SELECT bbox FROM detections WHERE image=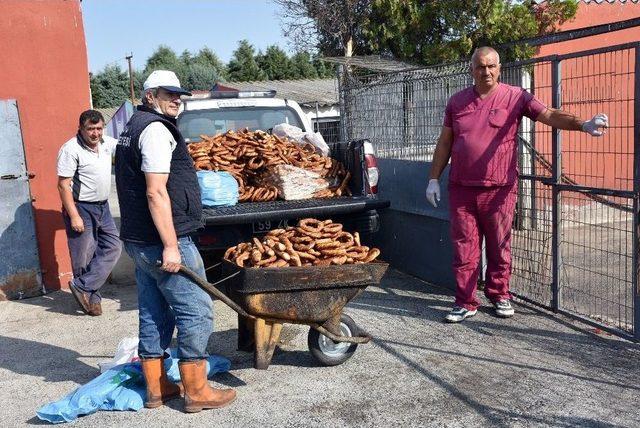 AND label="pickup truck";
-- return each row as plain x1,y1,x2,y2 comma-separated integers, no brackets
177,88,389,266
